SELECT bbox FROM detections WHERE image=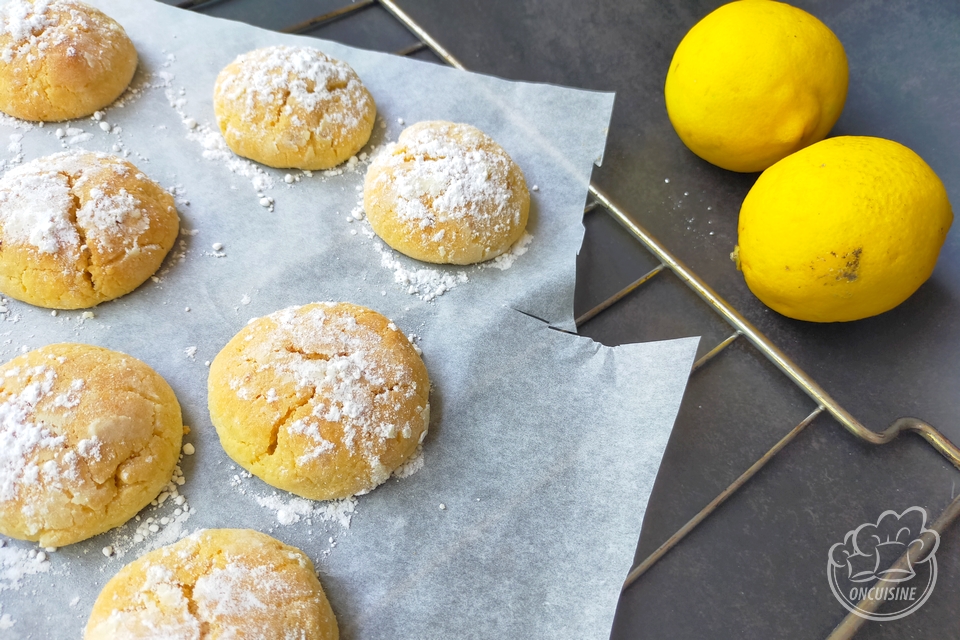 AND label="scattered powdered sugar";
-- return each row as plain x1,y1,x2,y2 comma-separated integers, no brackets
0,541,51,592
288,418,334,465
0,604,13,630
392,444,424,479
163,84,276,198
0,113,34,132
376,241,469,301
228,471,355,560
252,492,356,529
167,183,190,208
481,231,534,271
62,127,92,146
51,378,83,410
105,459,192,559
184,119,275,193
3,133,23,171
110,70,166,111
